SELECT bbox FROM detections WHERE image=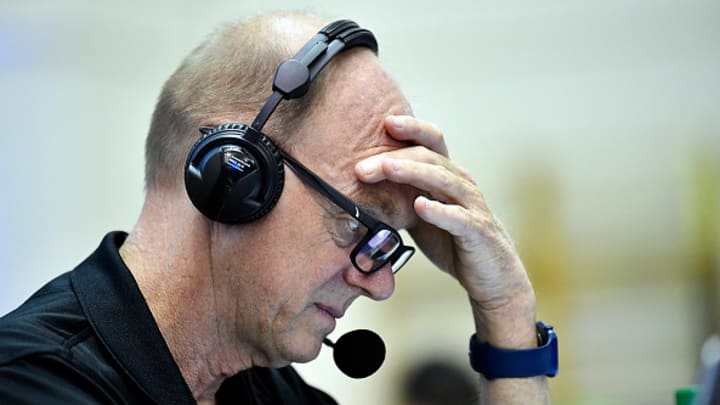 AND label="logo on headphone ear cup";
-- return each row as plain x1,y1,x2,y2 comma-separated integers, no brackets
184,123,284,224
